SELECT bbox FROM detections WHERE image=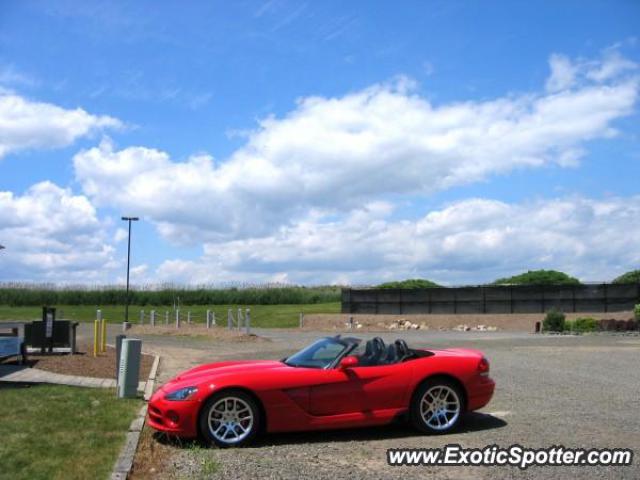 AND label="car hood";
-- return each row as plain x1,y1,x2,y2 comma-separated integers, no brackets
162,359,284,390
